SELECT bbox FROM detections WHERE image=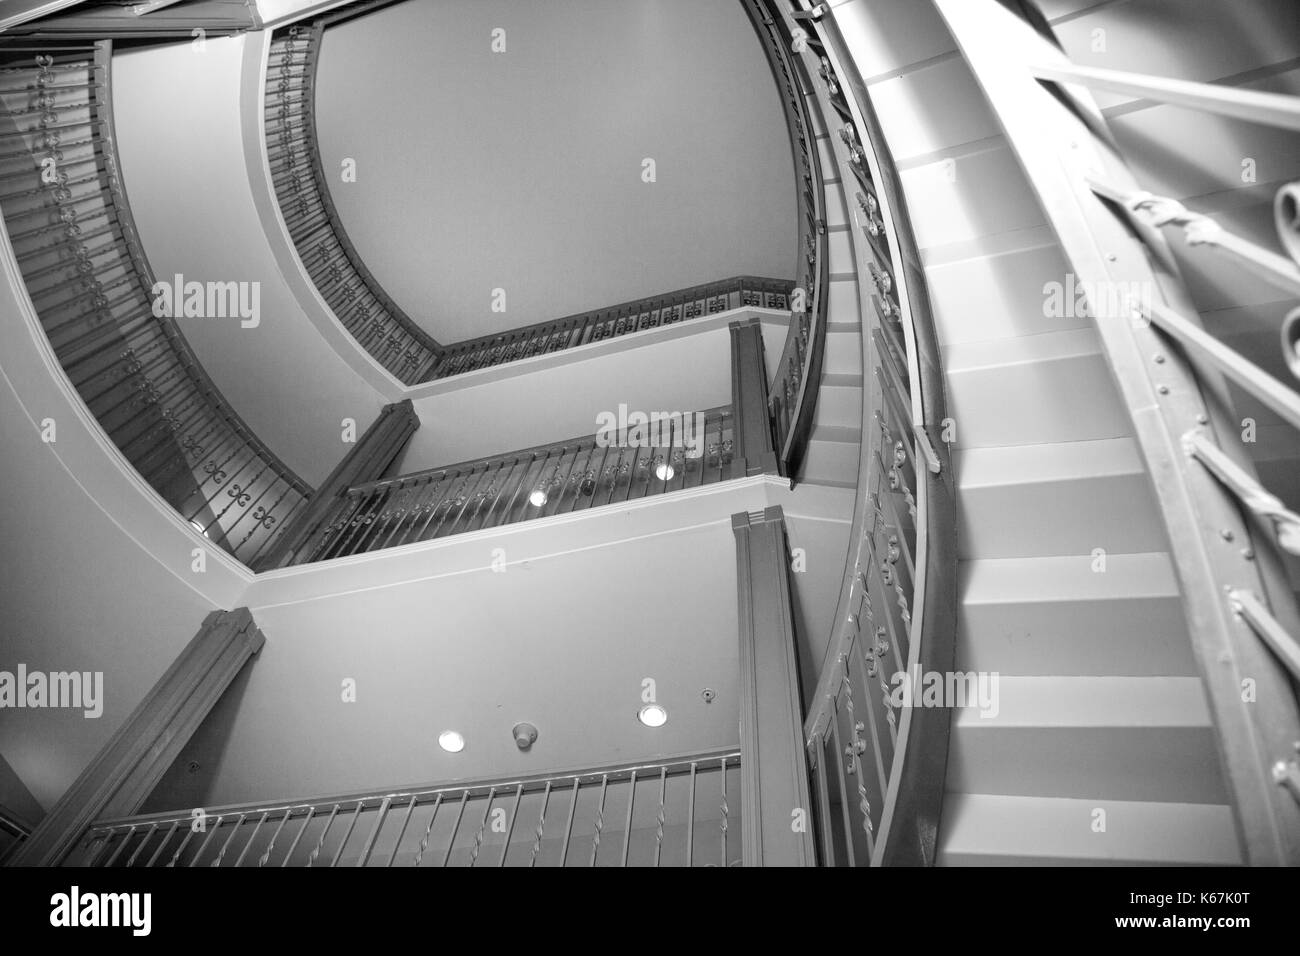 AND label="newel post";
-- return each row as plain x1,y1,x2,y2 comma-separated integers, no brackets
6,608,266,866
733,506,817,866
730,318,780,478
258,399,419,568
